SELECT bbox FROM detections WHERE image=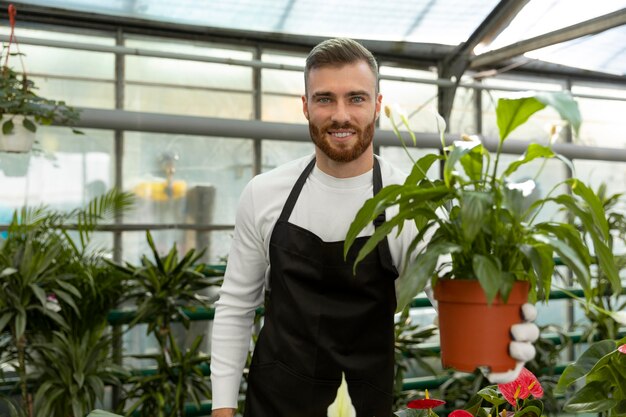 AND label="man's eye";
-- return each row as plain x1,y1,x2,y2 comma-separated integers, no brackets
317,97,331,103
351,96,365,103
